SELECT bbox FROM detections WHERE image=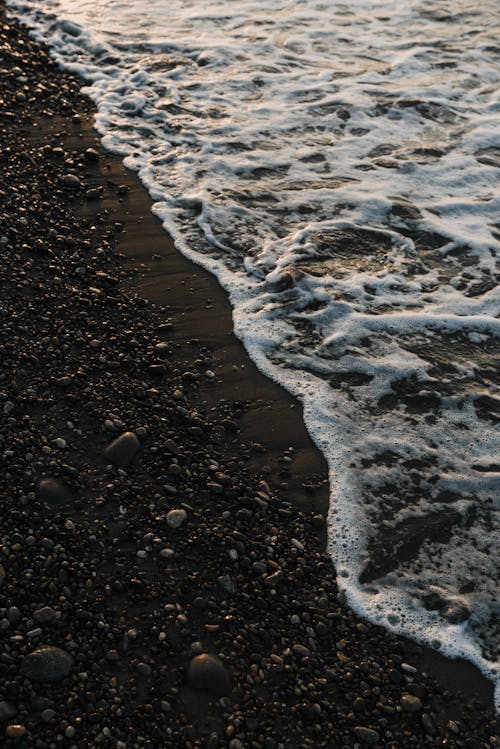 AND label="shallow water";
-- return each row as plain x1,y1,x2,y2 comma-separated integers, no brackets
8,0,500,704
